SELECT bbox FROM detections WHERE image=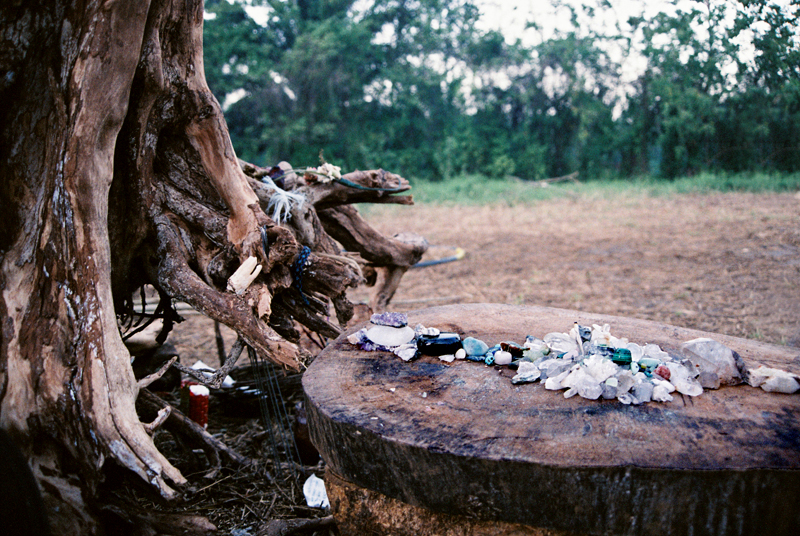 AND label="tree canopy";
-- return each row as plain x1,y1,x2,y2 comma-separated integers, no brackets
204,0,800,180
